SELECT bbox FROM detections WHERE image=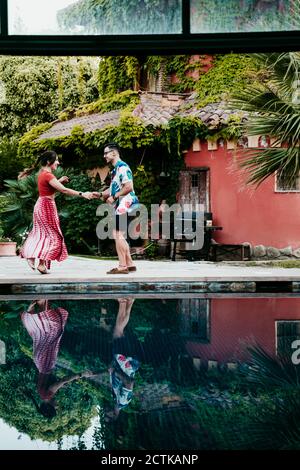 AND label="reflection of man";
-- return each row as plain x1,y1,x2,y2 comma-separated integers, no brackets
108,298,143,420
21,299,94,418
97,143,139,275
